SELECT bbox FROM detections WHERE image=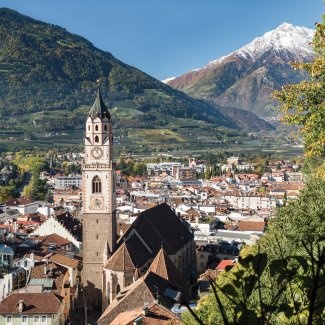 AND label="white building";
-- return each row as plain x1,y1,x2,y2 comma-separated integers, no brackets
224,193,277,210
31,216,81,251
53,174,82,190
